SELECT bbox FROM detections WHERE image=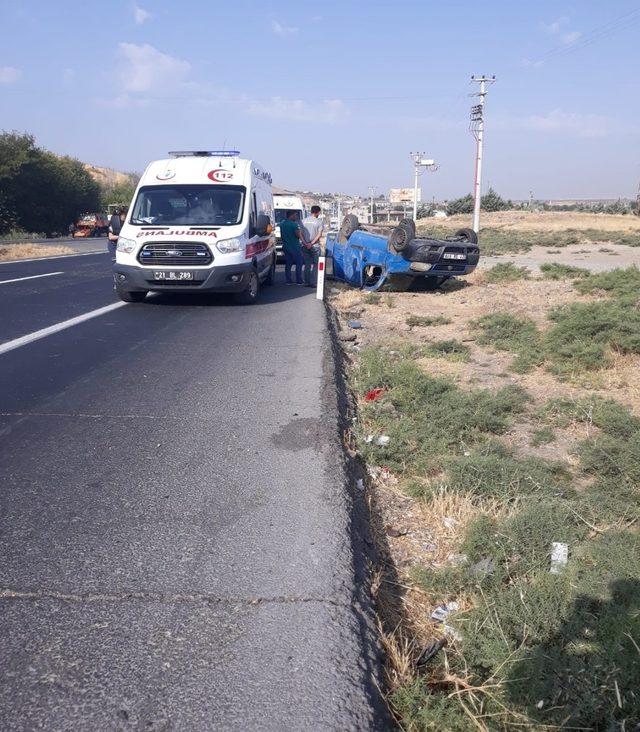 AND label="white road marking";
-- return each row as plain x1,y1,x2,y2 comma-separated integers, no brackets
0,271,64,285
0,251,105,265
0,302,127,356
